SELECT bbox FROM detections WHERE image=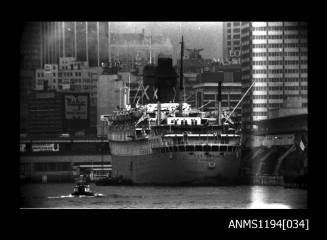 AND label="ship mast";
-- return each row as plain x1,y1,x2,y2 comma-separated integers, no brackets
179,35,184,115
217,79,222,125
149,33,152,64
